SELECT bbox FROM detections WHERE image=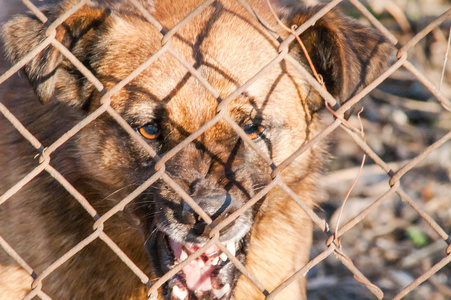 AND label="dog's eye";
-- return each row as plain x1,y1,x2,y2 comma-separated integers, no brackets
243,124,264,140
138,123,160,140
